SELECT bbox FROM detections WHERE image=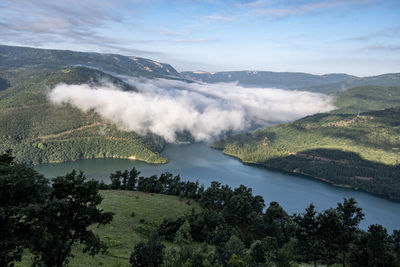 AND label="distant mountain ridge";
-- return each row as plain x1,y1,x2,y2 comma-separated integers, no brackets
182,70,400,93
2,45,400,93
0,45,179,79
299,73,400,93
181,70,357,90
